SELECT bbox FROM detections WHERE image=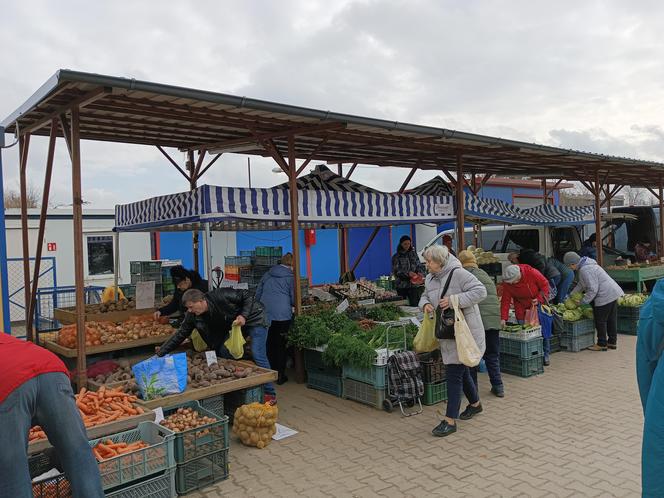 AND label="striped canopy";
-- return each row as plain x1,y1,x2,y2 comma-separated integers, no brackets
114,184,455,232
